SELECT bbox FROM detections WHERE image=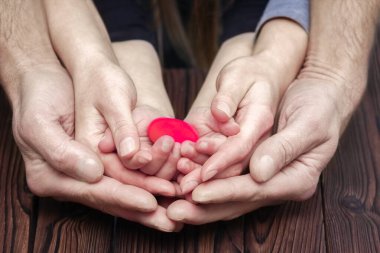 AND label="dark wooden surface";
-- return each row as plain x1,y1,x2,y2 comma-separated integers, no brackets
1,47,380,253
